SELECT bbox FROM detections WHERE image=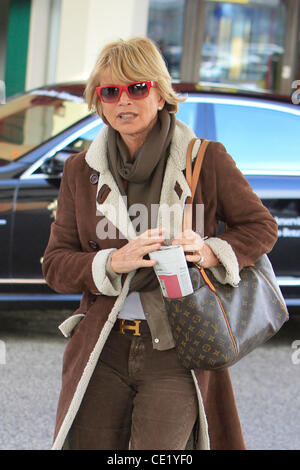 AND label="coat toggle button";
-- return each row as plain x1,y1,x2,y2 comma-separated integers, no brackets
90,173,99,185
